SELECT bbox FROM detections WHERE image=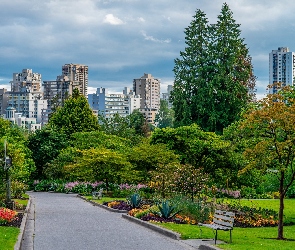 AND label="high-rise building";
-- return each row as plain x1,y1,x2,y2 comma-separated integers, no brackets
5,69,47,124
133,73,160,124
62,63,88,97
269,47,295,93
43,63,88,115
88,87,141,119
10,69,41,92
161,84,173,108
0,88,9,116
